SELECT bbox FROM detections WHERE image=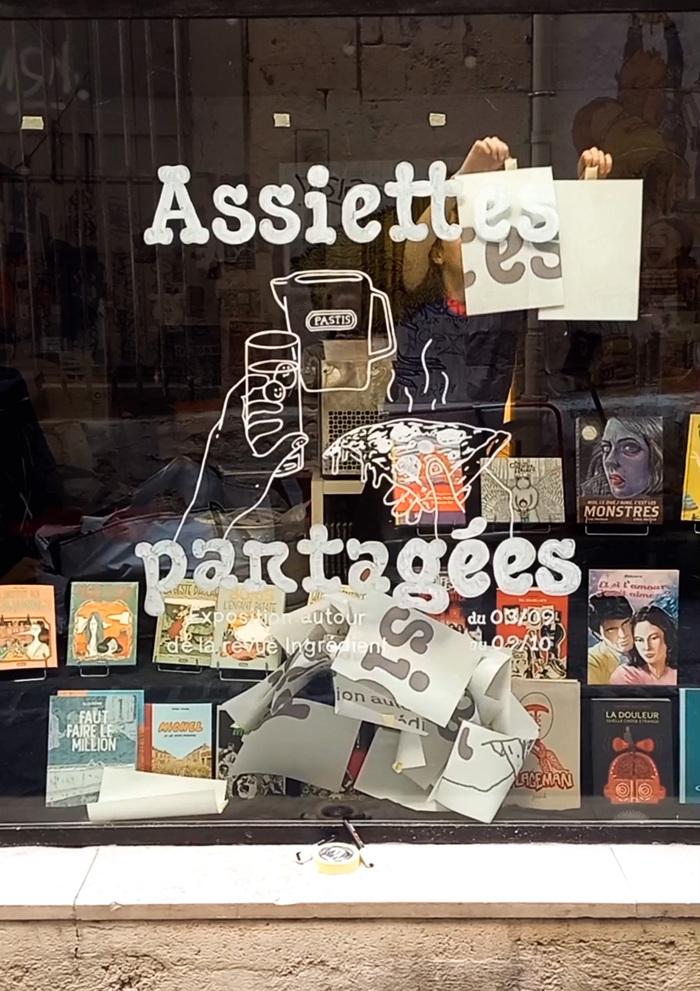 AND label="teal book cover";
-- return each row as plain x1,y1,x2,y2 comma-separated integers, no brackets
680,689,700,804
46,692,140,807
